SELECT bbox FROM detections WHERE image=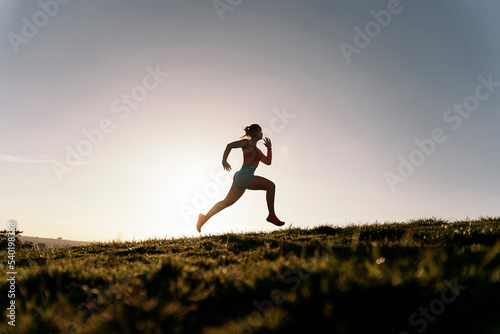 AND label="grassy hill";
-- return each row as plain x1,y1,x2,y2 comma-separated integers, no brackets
1,217,500,334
